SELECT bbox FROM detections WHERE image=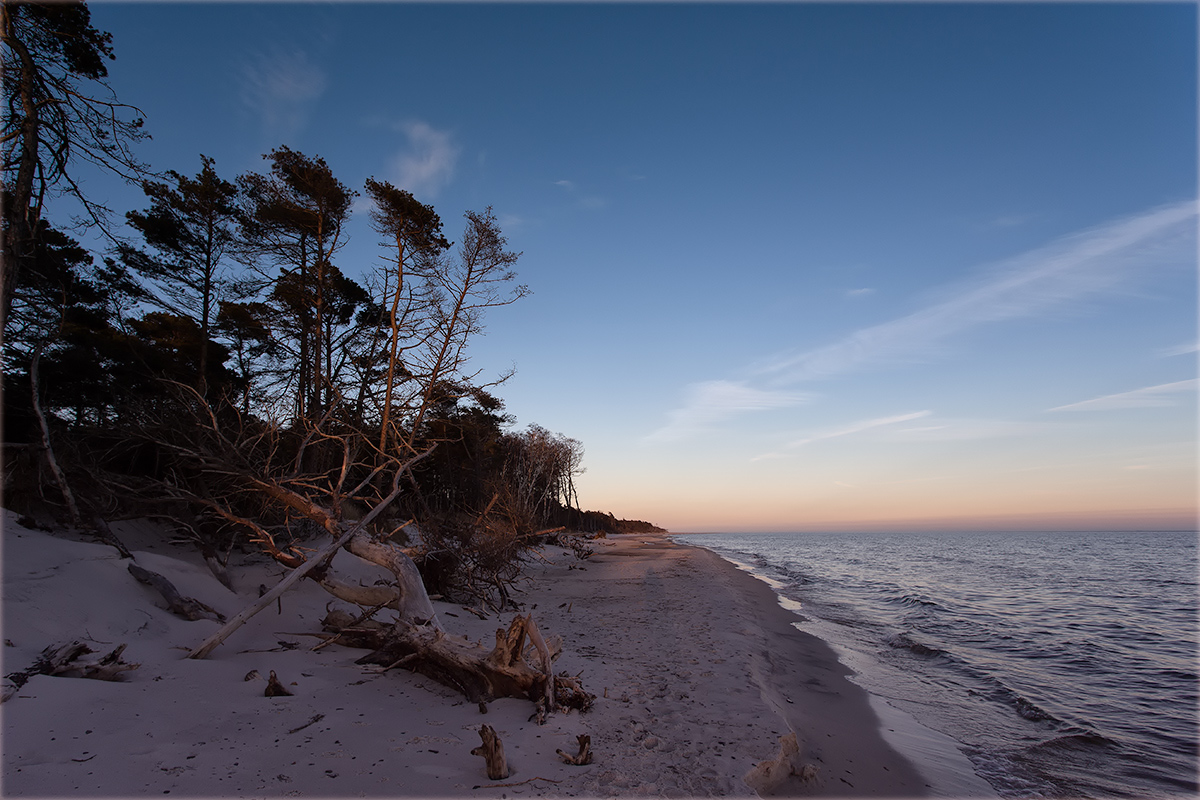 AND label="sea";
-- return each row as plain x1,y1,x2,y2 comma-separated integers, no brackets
673,530,1198,799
